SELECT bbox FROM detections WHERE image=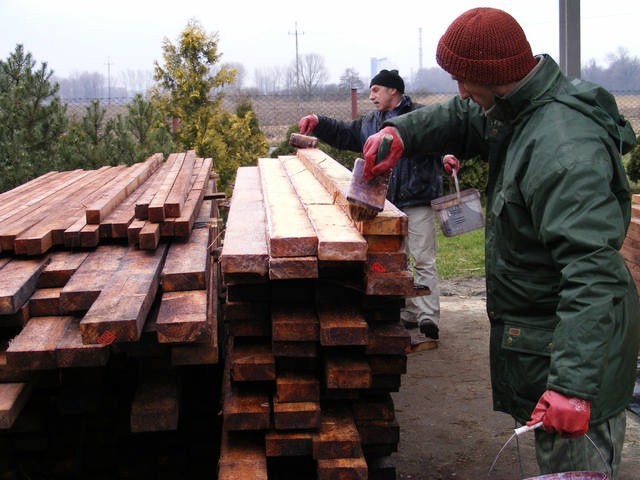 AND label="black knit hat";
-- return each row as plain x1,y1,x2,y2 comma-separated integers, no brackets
370,69,405,93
